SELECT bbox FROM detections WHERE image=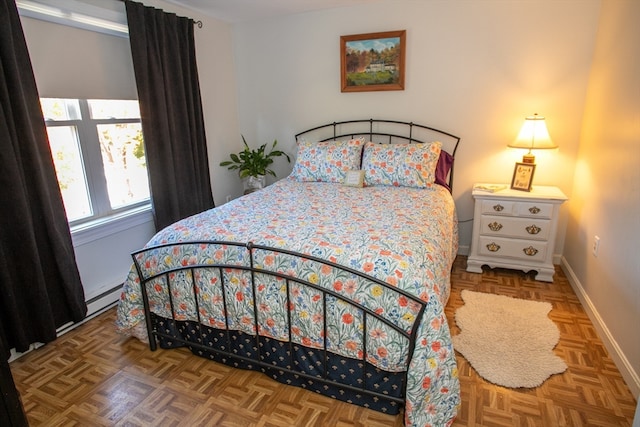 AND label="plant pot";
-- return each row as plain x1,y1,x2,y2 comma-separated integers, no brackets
243,175,266,193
